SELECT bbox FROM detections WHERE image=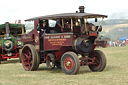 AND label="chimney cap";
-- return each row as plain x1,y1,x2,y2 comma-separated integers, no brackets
79,6,85,13
79,6,85,9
